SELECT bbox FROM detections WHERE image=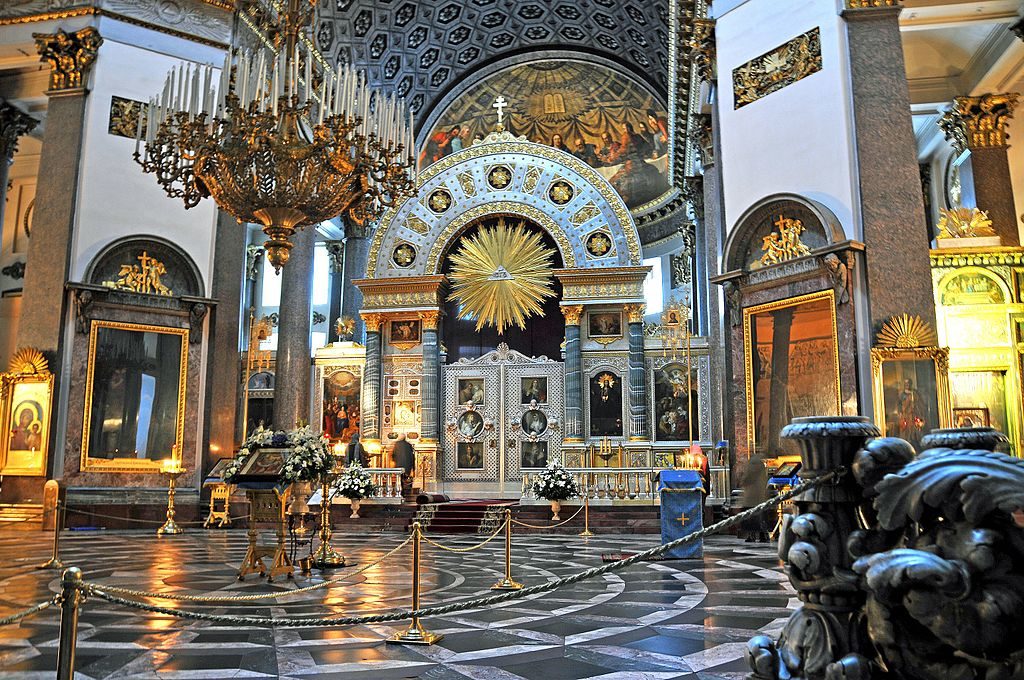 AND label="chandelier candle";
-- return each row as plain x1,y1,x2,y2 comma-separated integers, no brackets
133,0,416,271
